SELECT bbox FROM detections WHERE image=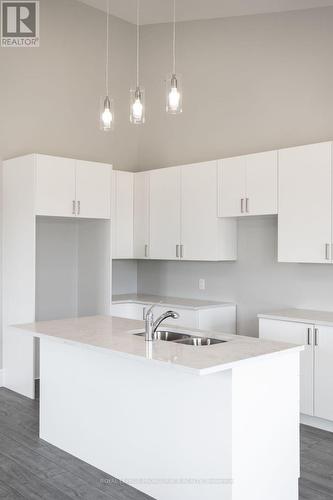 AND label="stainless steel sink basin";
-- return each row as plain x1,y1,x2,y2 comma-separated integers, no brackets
176,337,226,346
134,331,226,345
135,330,191,342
